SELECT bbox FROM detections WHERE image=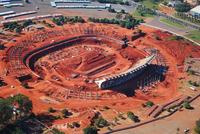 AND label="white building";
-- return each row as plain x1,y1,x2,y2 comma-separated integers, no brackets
190,5,200,17
168,0,182,7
